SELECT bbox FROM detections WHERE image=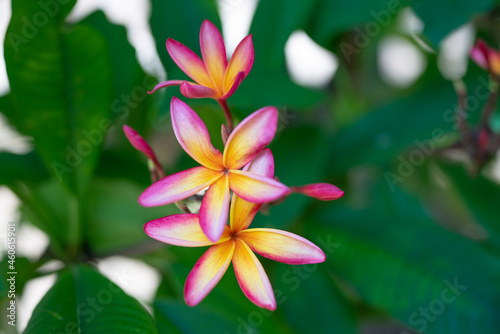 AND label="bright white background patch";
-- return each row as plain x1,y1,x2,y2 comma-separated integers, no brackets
378,35,426,87
285,30,339,88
